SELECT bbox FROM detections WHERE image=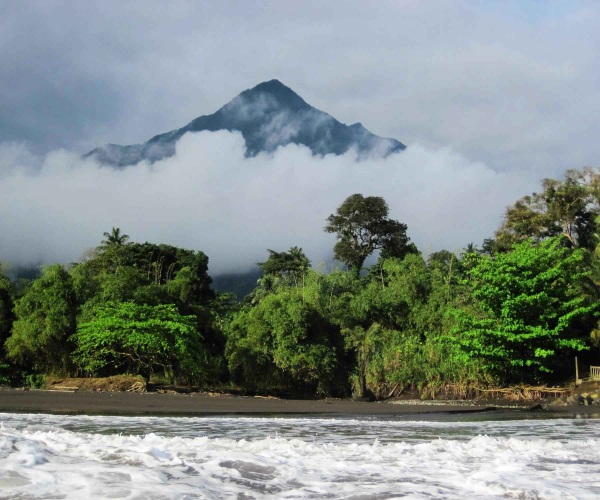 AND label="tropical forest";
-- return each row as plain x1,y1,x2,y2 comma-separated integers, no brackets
1,166,600,400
